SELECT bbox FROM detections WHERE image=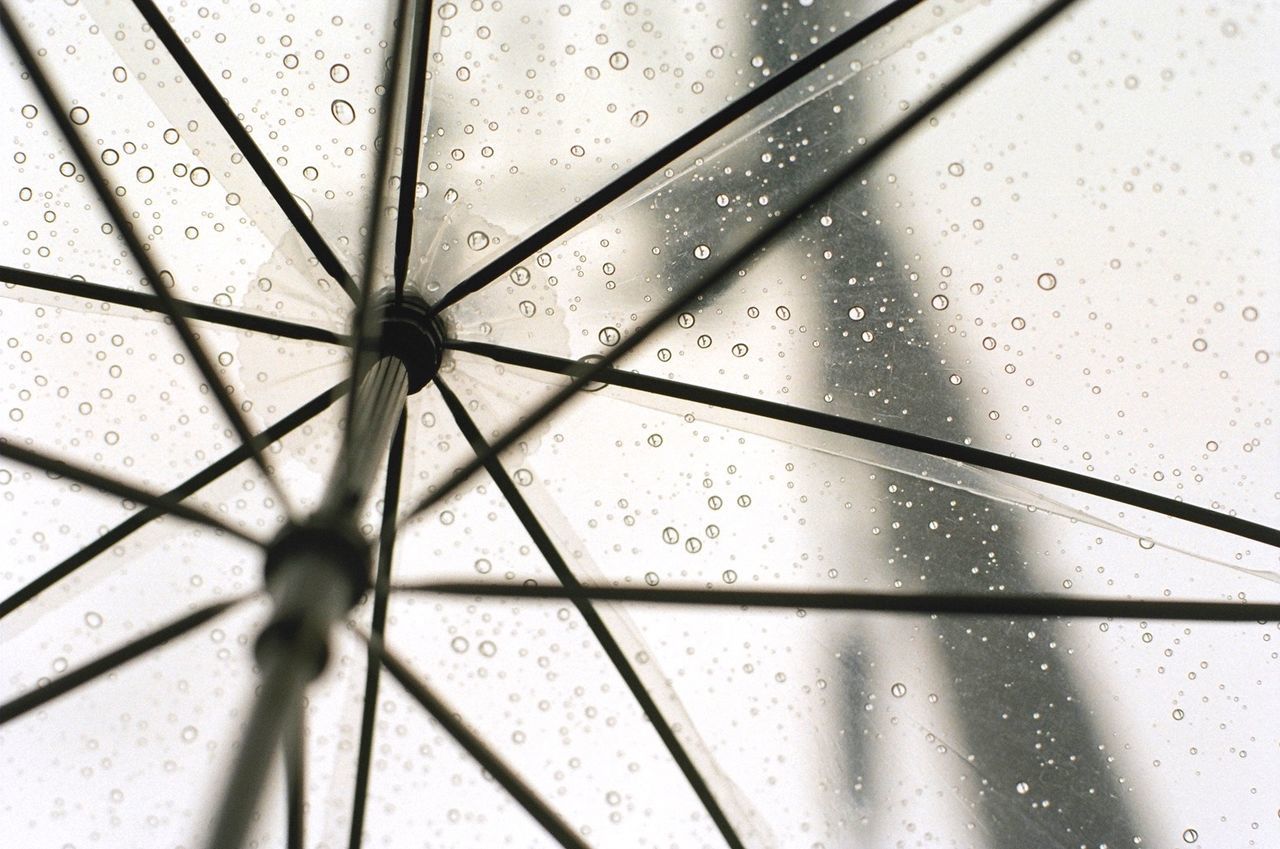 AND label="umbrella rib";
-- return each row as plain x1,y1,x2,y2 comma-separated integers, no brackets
0,3,298,519
285,704,306,849
405,0,1083,524
356,630,593,849
1,264,349,346
434,378,748,849
432,0,926,313
347,409,407,849
449,340,1280,549
396,582,1280,623
392,0,435,298
0,595,252,724
0,439,262,546
128,0,360,302
0,382,347,622
344,0,416,460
